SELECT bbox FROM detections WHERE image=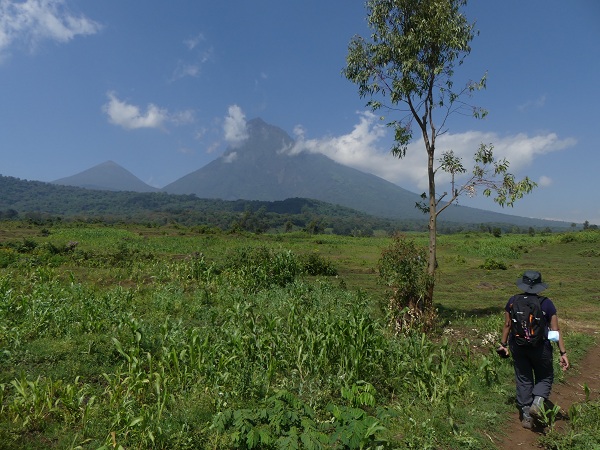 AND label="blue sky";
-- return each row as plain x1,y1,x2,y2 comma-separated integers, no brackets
1,0,599,225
